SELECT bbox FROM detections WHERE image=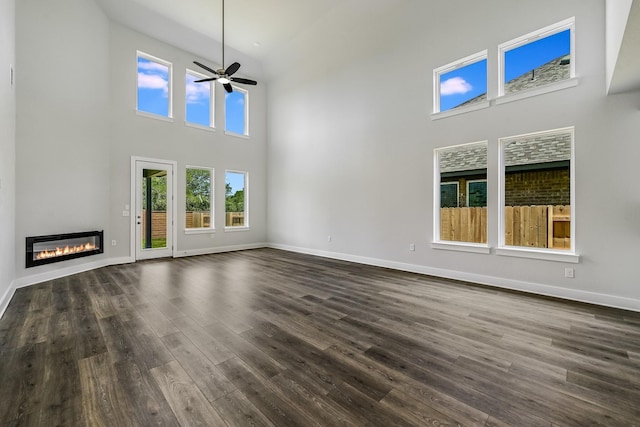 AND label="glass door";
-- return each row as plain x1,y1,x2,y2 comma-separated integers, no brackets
135,160,173,260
